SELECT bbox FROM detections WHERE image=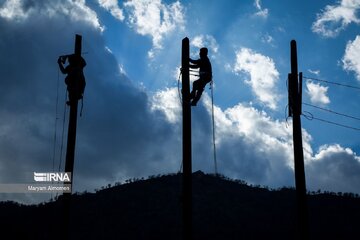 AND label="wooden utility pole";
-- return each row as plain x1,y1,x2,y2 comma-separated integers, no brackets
289,40,309,240
61,34,83,239
64,34,82,192
182,37,192,240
